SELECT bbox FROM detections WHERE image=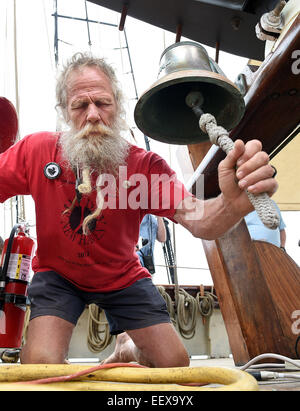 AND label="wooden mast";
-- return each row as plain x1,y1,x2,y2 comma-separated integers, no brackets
188,14,300,365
